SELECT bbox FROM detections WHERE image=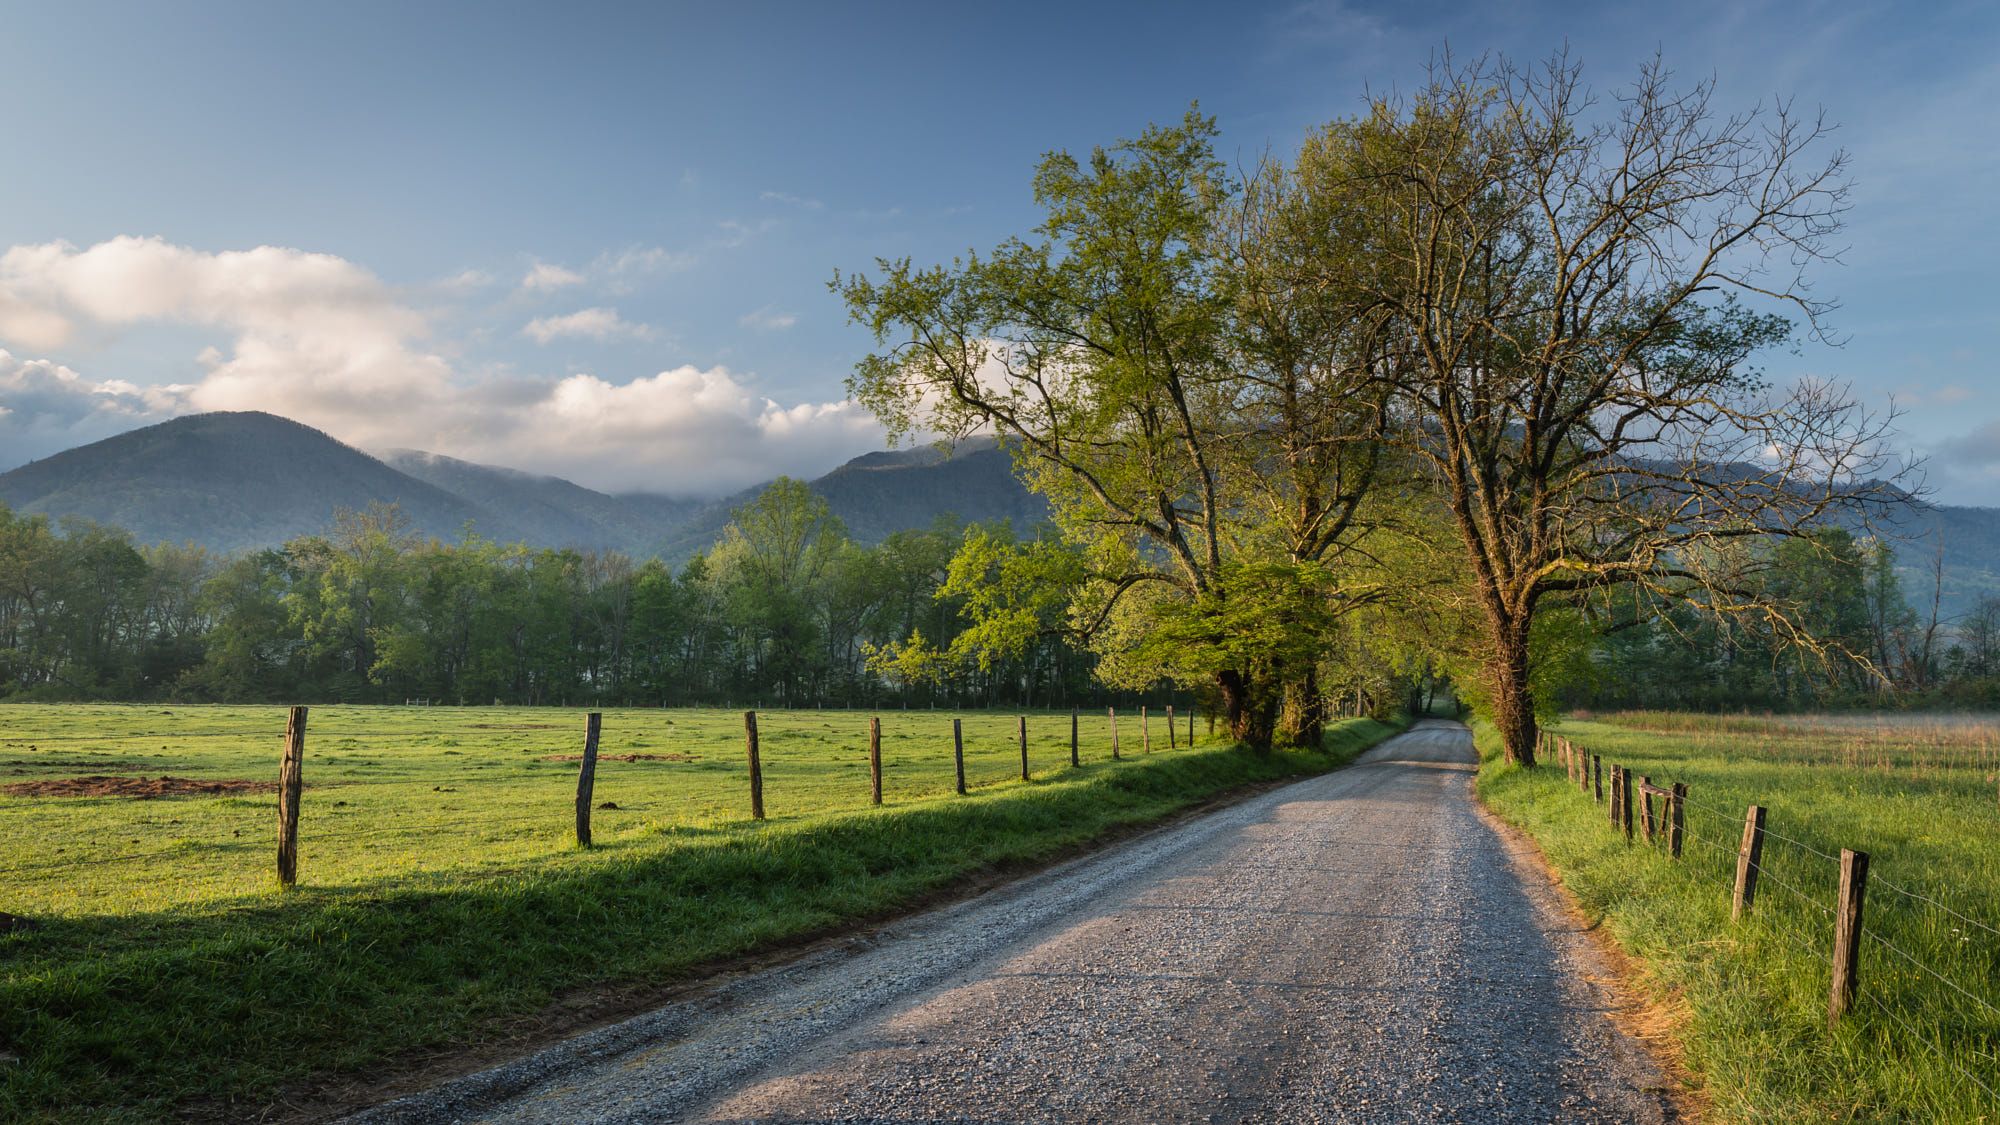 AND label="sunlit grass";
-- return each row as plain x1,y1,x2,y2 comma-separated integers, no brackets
1479,713,2000,1122
0,702,1397,1123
